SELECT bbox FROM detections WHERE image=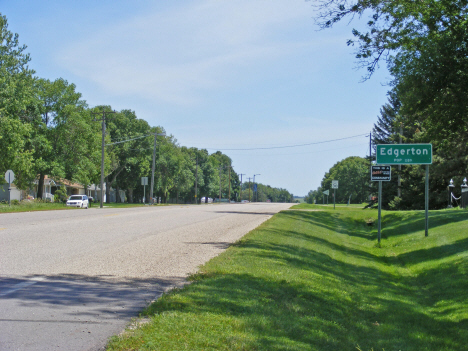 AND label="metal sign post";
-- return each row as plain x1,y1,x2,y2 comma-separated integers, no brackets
425,165,429,237
5,170,15,207
141,177,148,204
331,181,338,209
378,180,382,243
323,190,329,205
371,166,391,245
